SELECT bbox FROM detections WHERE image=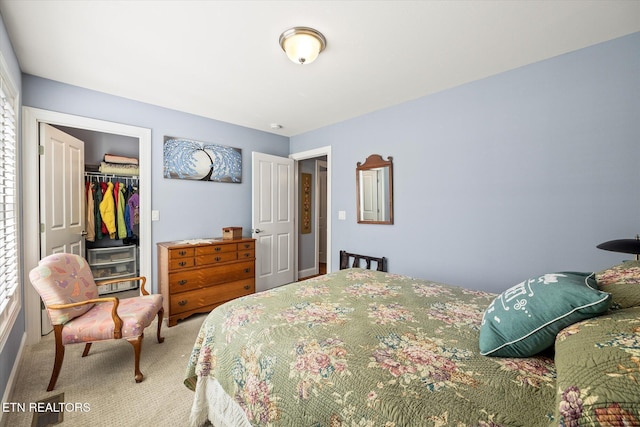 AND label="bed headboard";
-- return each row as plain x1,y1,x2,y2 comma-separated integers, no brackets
339,250,387,272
